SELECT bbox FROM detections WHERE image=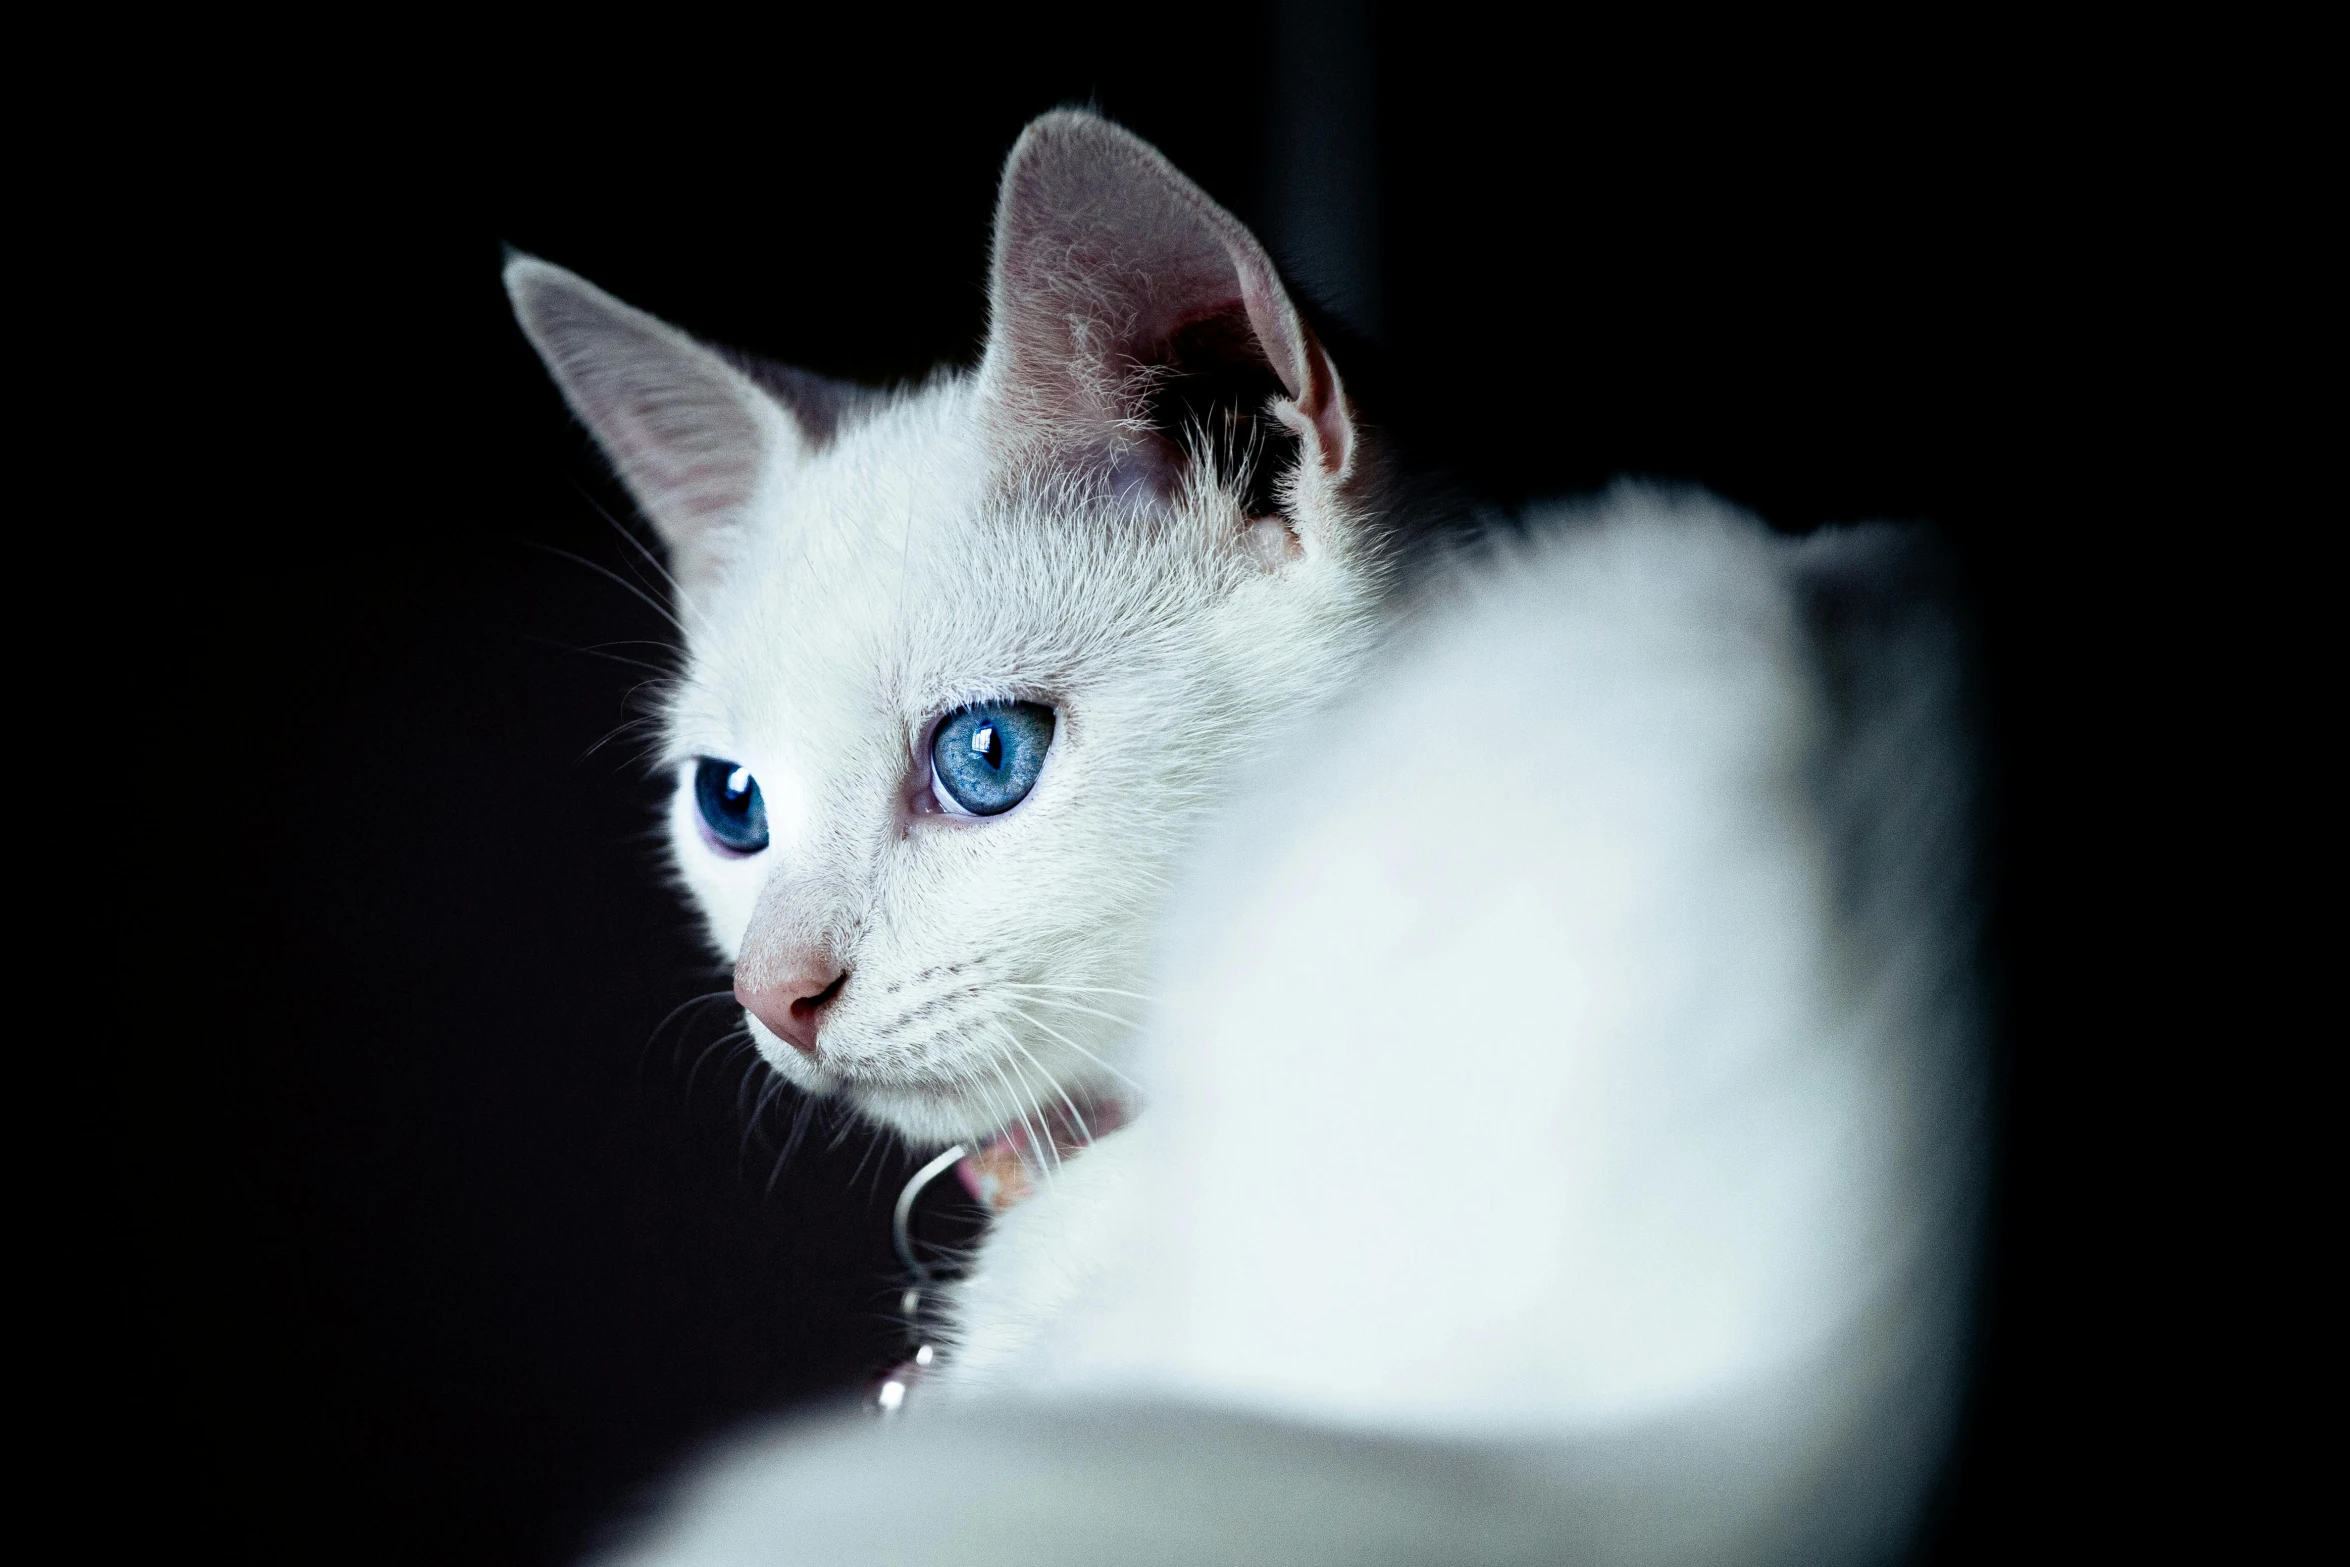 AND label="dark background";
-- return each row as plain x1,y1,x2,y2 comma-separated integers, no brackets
89,10,2172,1562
